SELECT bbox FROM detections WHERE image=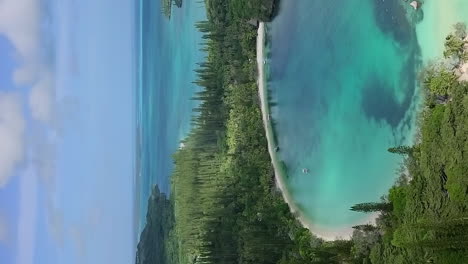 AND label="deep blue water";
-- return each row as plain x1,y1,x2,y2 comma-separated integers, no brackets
135,0,206,233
